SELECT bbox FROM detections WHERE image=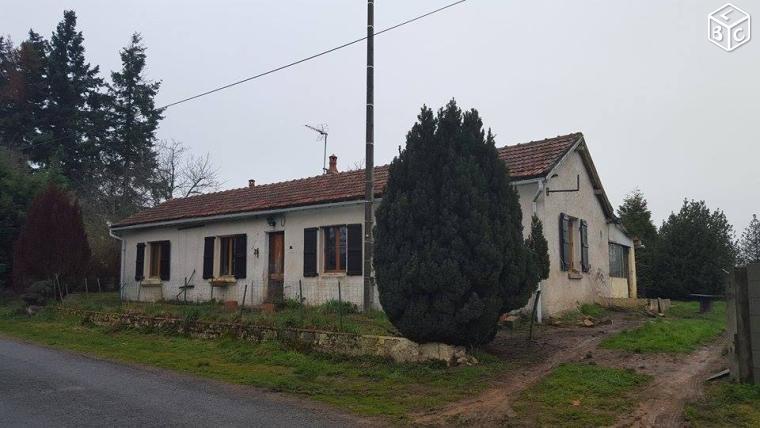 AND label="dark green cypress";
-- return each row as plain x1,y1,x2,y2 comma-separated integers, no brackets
375,100,535,346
